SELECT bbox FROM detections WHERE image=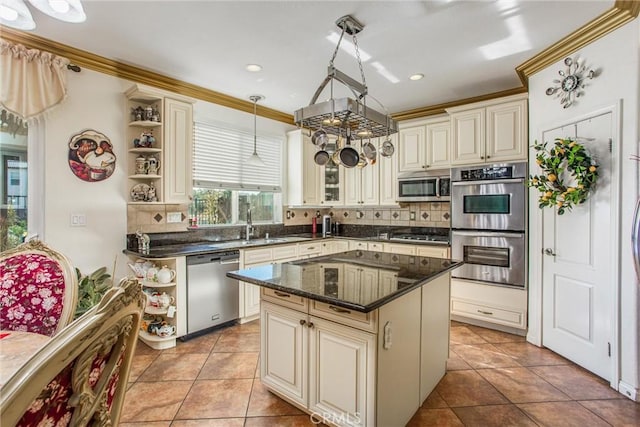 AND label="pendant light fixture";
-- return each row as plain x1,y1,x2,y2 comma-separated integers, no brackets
247,95,265,167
